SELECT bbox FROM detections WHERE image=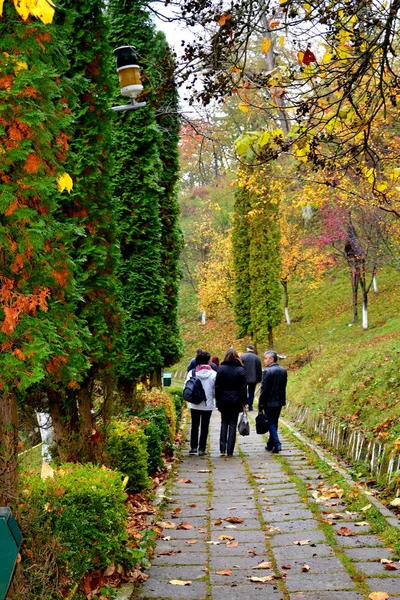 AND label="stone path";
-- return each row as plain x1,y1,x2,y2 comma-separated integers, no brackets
136,411,400,600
